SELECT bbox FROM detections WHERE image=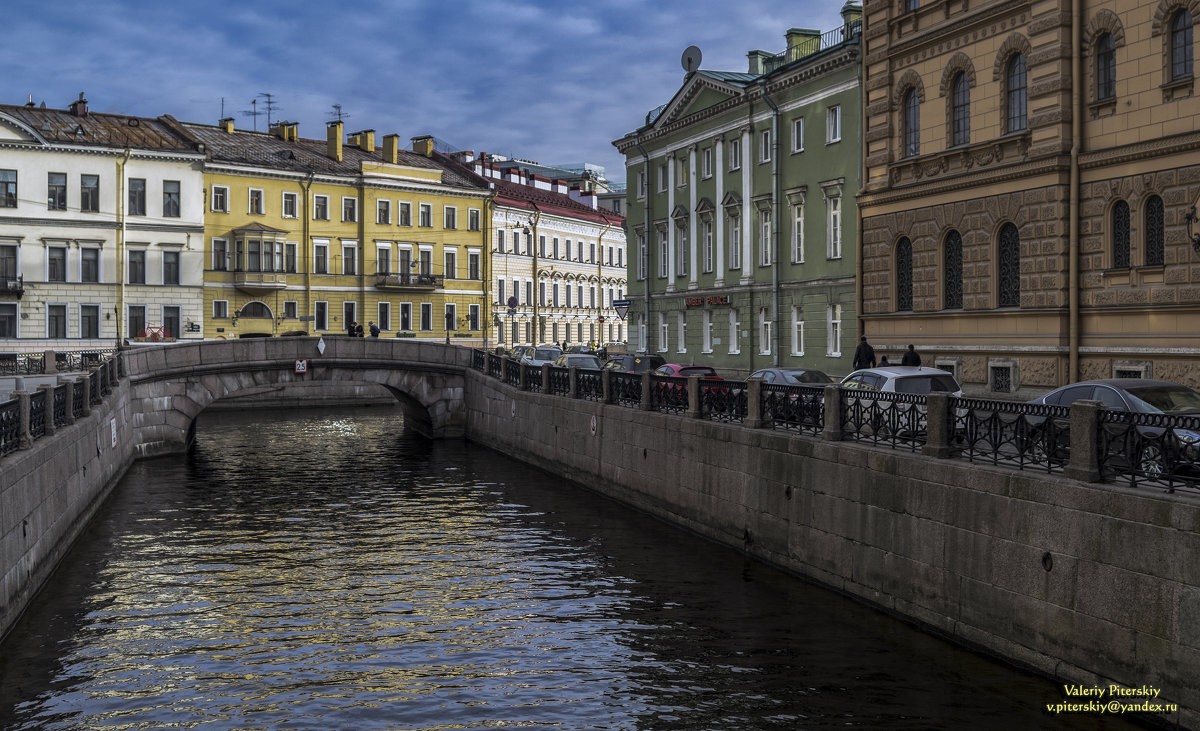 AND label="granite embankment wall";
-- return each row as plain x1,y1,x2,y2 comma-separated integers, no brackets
0,377,136,641
463,369,1200,727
